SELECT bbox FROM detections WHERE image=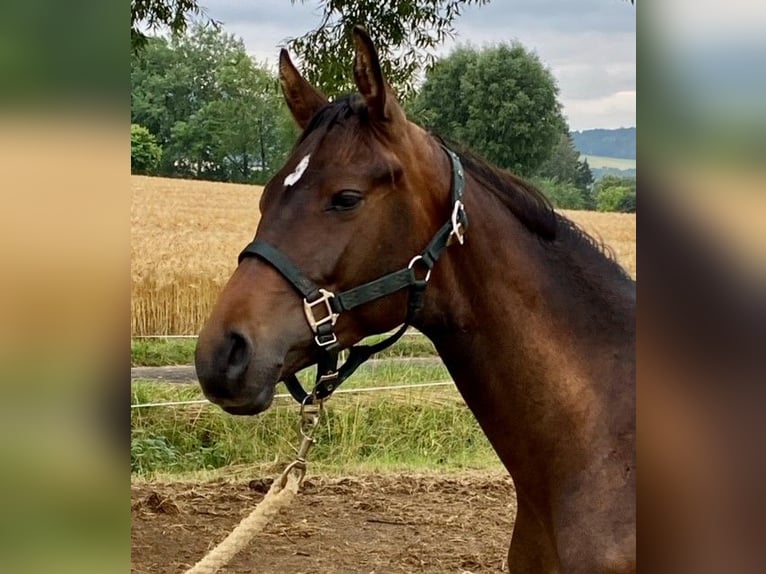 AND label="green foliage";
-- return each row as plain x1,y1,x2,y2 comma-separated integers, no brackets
595,174,636,195
596,186,632,212
131,435,180,473
410,43,566,177
131,26,297,183
594,175,637,213
534,178,593,211
536,133,594,192
618,191,637,213
287,1,489,98
131,124,162,175
131,0,207,52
